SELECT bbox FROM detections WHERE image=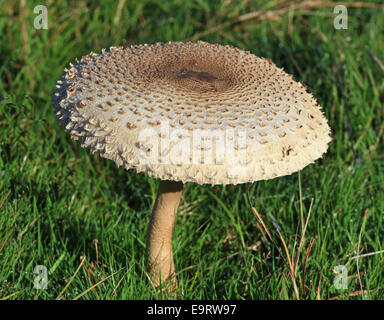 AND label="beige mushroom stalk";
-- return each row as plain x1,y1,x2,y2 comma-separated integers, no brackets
146,180,183,290
53,41,331,292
